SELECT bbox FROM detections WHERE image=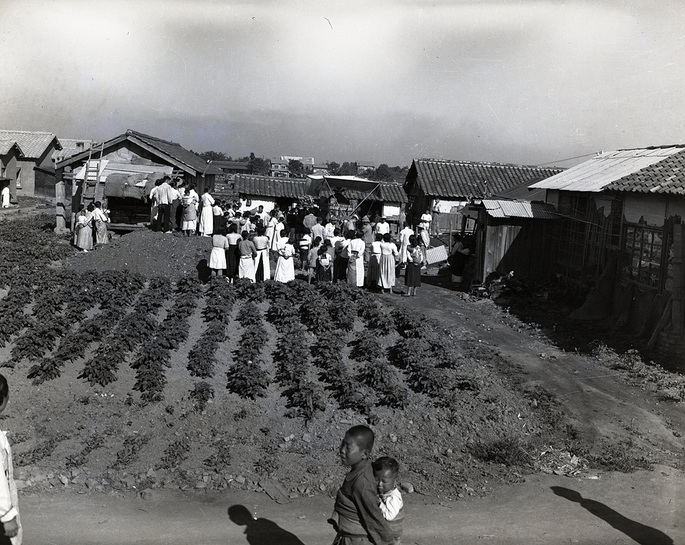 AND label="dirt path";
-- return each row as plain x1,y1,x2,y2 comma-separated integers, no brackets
385,283,685,460
20,465,684,544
